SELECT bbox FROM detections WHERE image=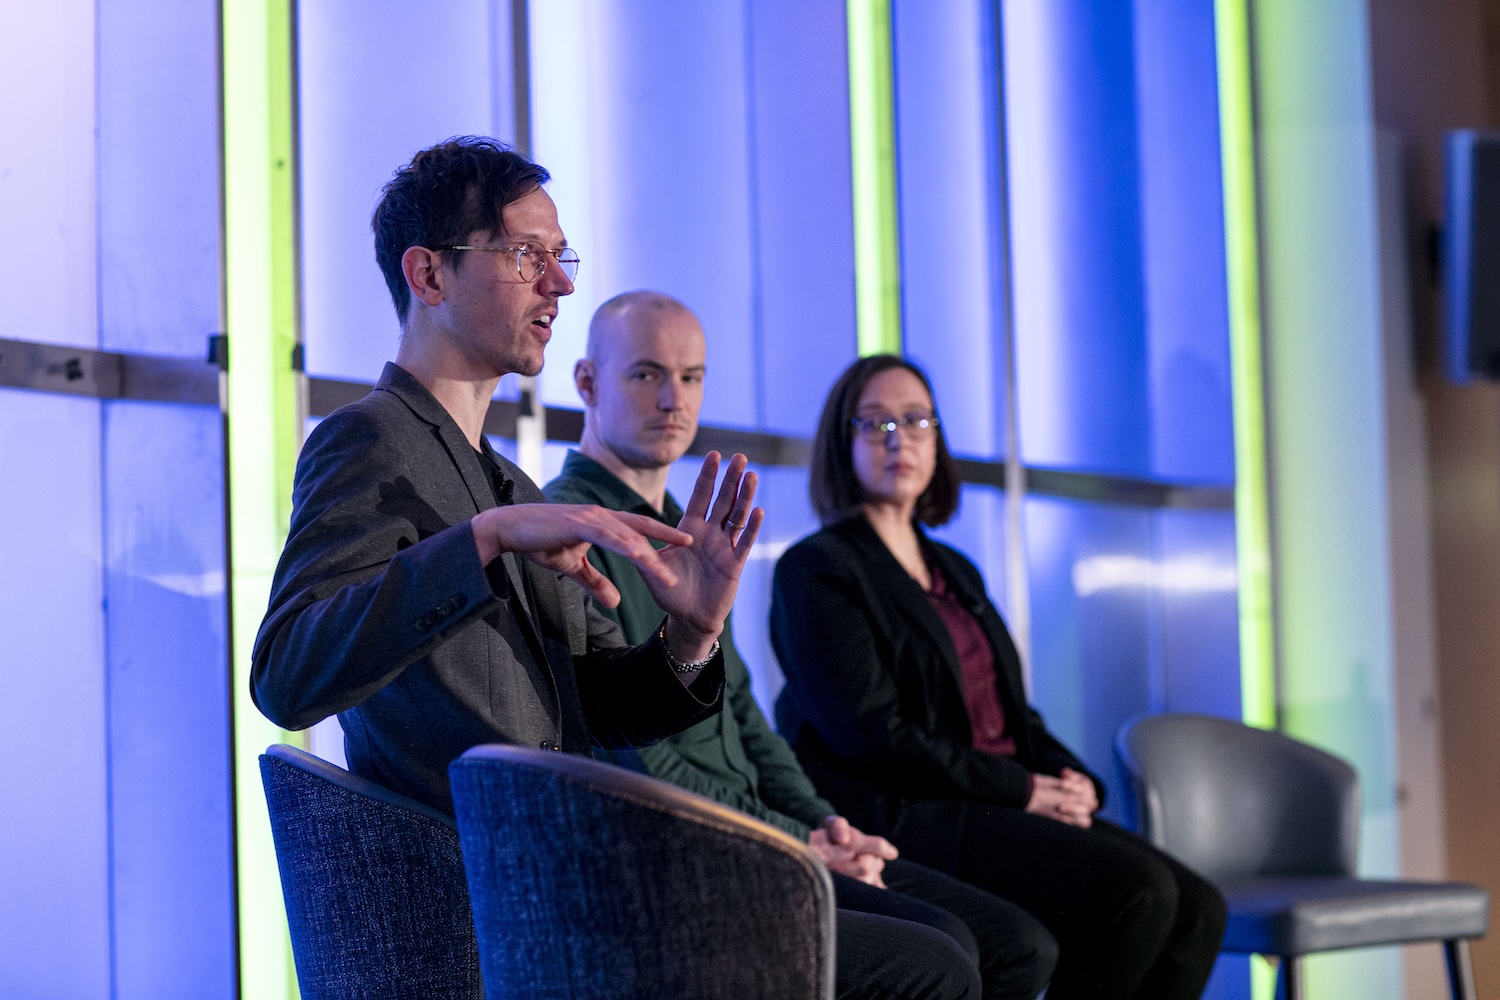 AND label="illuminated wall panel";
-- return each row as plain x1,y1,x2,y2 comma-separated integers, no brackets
893,0,1006,461
748,0,860,437
532,1,758,426
1133,0,1234,483
299,0,504,384
98,2,235,996
0,390,110,997
1002,0,1151,477
99,0,223,357
0,3,110,994
0,0,97,351
102,403,234,1000
1155,509,1242,718
1254,0,1401,992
